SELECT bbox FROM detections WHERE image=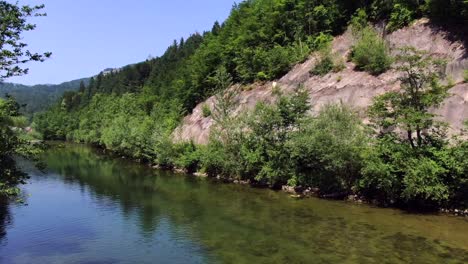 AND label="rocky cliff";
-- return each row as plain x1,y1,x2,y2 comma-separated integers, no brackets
175,19,468,144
